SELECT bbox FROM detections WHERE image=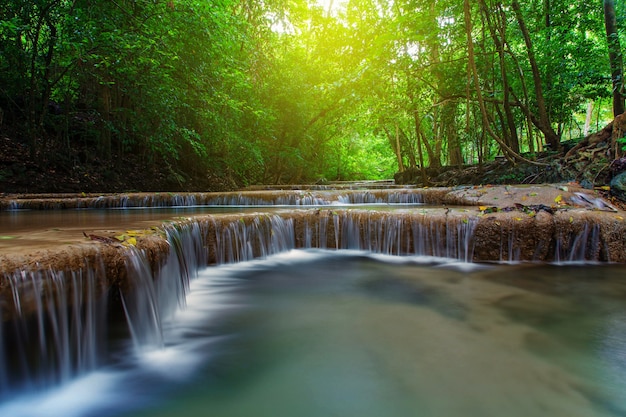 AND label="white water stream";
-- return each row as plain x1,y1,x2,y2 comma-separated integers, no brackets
1,198,625,416
2,250,626,417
